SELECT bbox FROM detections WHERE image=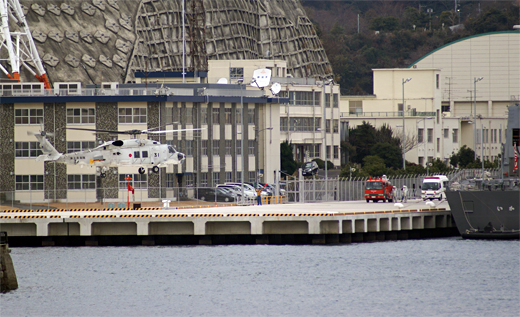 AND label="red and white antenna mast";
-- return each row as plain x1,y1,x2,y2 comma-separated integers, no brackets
0,0,51,89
